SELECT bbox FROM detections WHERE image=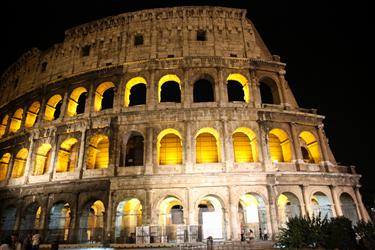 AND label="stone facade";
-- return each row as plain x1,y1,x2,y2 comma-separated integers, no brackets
0,6,370,244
